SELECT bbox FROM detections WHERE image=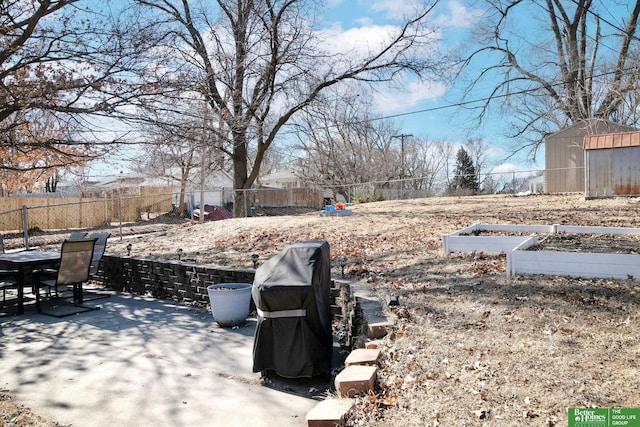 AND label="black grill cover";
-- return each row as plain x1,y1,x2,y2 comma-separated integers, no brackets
252,241,332,378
